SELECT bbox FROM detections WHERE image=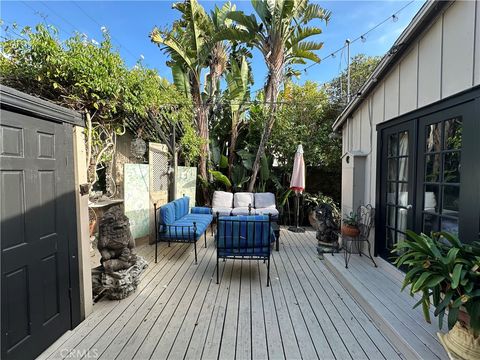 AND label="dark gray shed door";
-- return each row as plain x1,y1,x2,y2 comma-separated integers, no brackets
1,109,74,359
